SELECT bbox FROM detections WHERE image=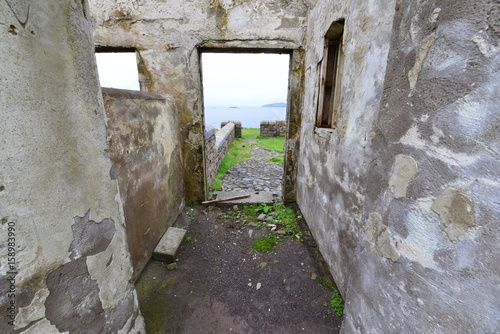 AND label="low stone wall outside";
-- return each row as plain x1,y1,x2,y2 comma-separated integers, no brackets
221,120,242,138
205,122,236,186
260,120,286,137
